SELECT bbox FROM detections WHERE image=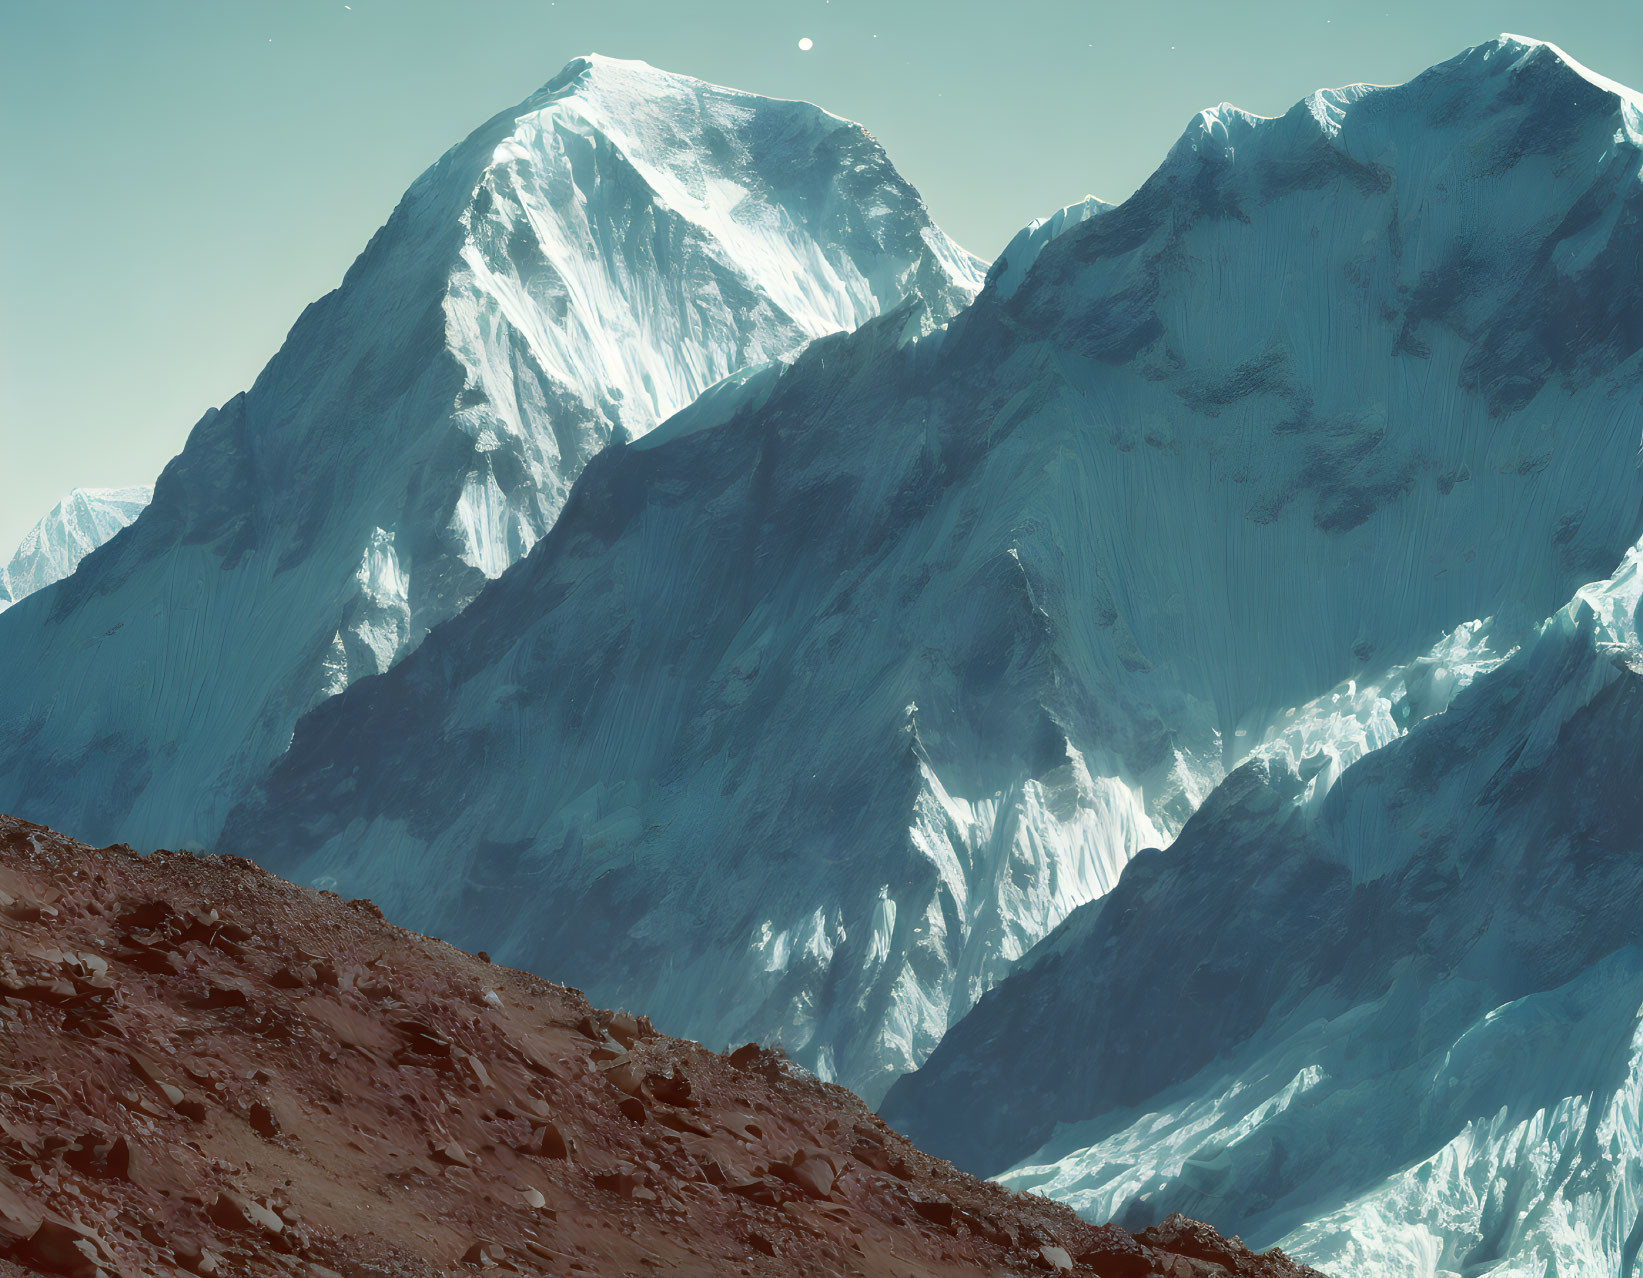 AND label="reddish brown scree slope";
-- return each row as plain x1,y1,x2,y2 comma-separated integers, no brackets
0,817,1325,1278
